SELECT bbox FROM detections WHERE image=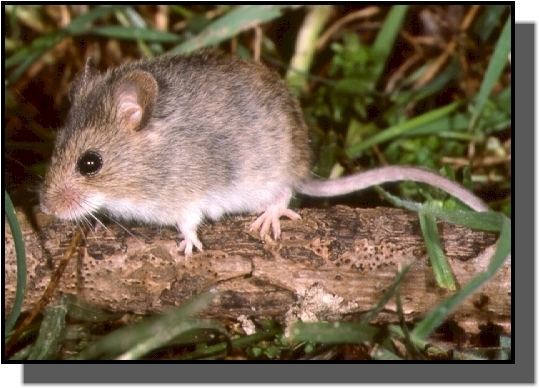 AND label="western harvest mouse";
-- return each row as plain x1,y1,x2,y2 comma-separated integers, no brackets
40,50,488,256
